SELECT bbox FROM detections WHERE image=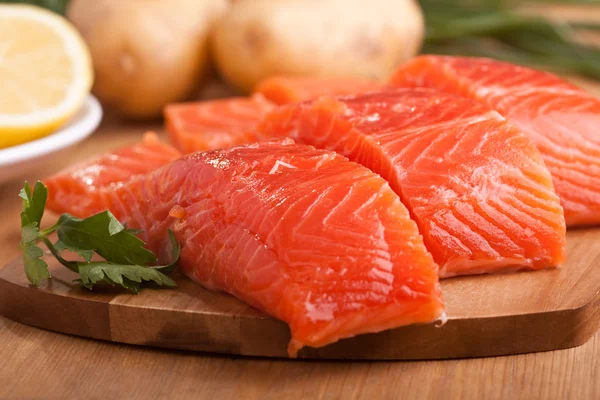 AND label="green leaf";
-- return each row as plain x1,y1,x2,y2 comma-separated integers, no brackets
107,215,123,236
2,0,70,15
19,183,51,287
55,211,157,265
73,278,93,290
122,223,143,235
21,223,40,245
19,181,47,228
120,278,141,294
18,182,30,201
22,243,50,287
74,275,142,293
154,230,180,274
41,237,79,272
73,229,180,293
77,262,177,293
17,181,179,294
53,240,94,262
